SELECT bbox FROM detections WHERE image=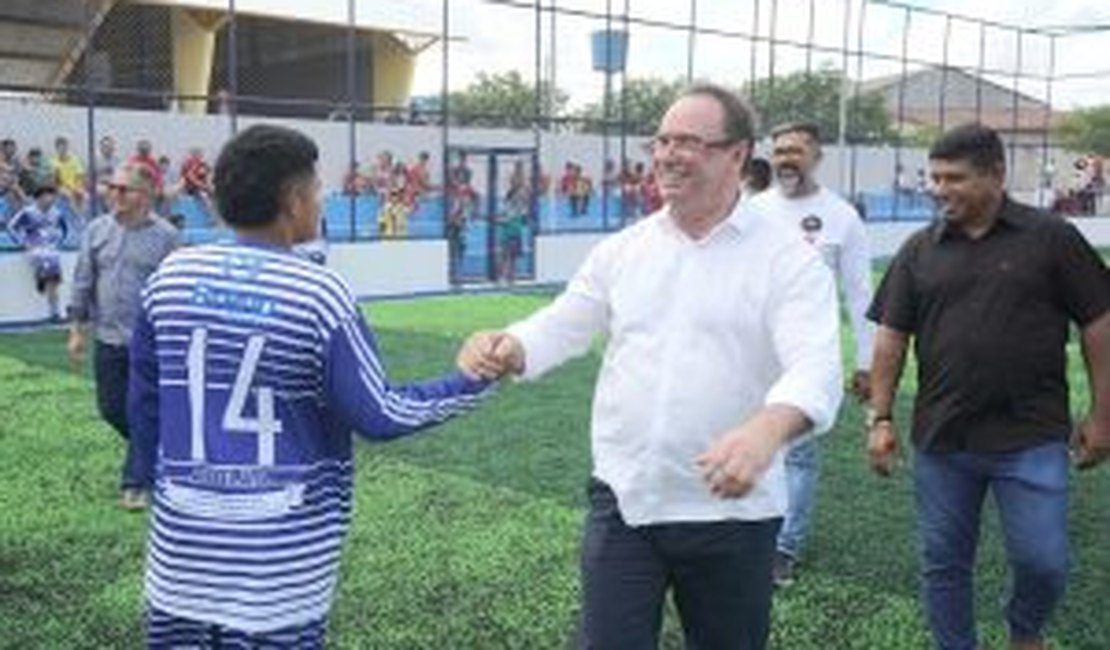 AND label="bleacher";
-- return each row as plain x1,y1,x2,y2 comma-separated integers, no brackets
1,187,938,254
0,194,83,250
